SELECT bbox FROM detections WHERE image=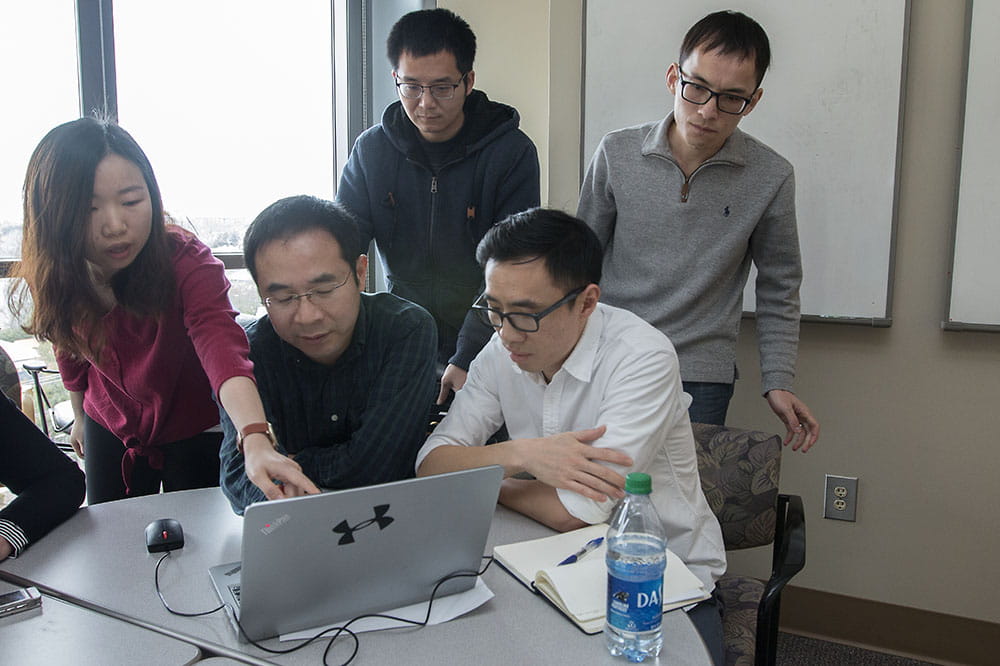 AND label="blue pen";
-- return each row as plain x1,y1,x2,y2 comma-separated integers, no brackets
557,536,604,566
